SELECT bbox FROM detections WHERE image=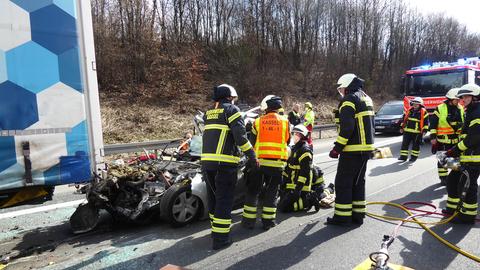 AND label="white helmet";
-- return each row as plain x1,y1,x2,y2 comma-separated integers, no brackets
457,83,480,97
214,84,238,101
218,84,237,98
260,95,275,111
410,97,424,105
292,124,309,137
445,88,460,100
337,73,357,89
